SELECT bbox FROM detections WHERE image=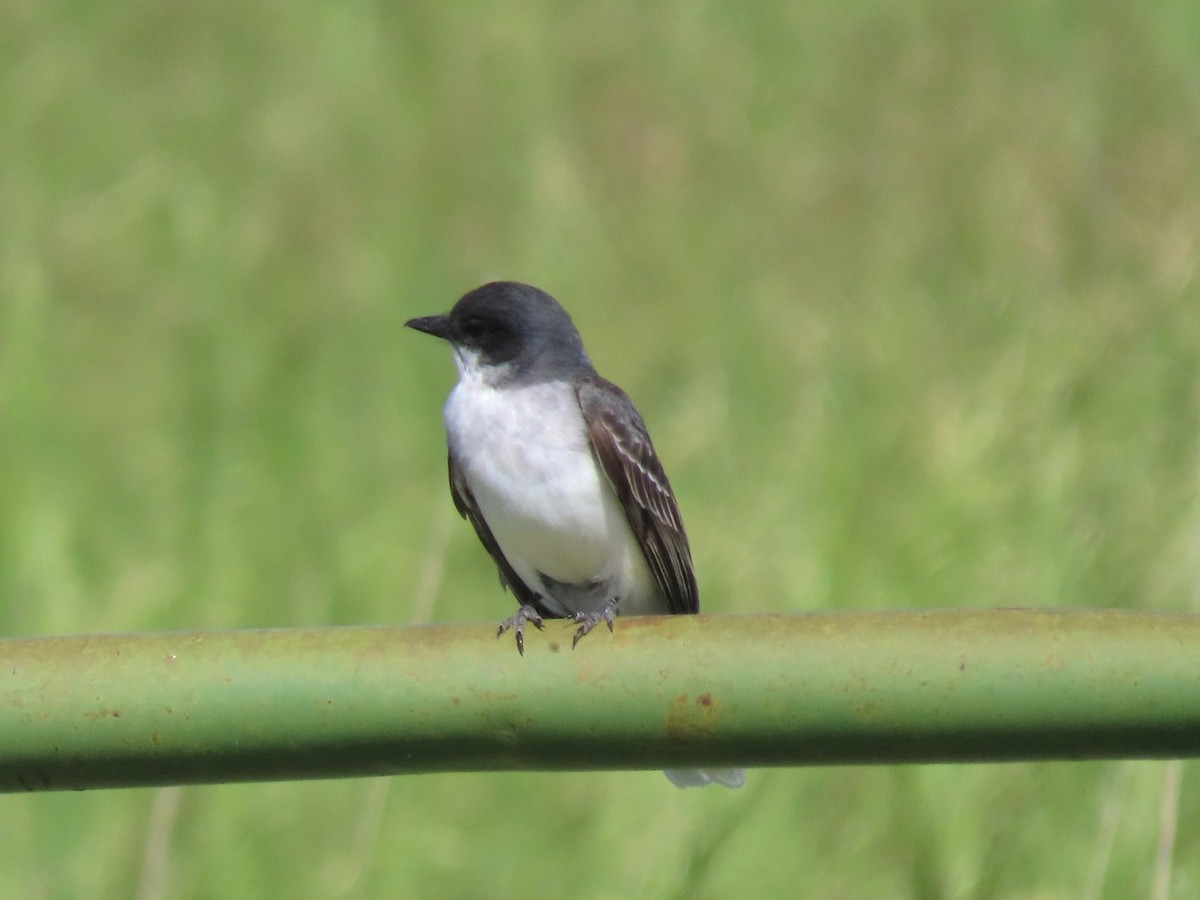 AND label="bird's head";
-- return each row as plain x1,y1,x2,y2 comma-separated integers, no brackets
407,282,594,384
